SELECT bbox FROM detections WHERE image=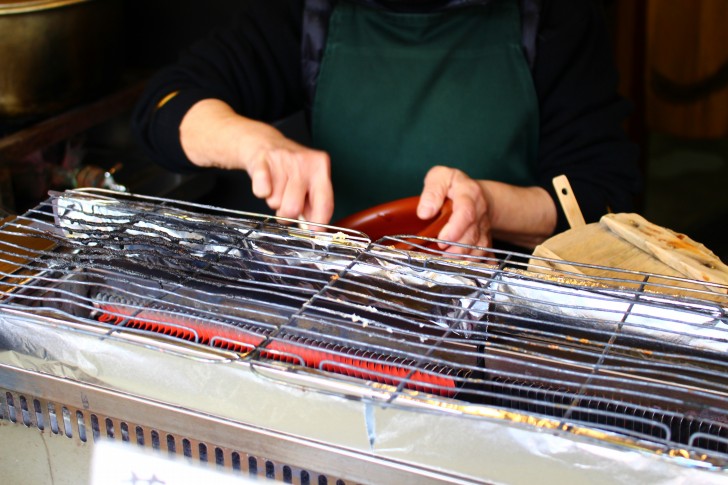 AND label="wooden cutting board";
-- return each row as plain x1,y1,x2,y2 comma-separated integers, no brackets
530,213,728,301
